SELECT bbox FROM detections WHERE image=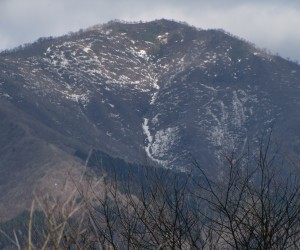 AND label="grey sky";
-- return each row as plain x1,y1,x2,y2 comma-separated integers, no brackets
1,0,299,62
